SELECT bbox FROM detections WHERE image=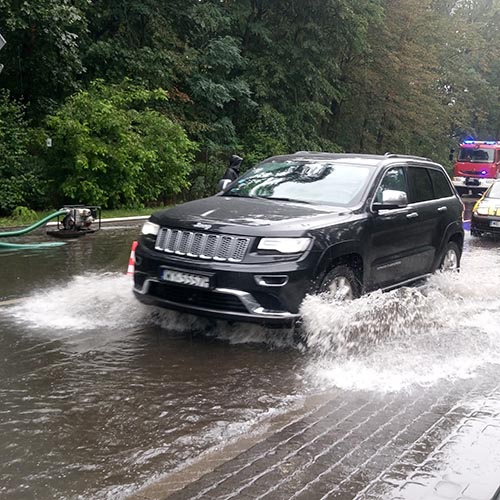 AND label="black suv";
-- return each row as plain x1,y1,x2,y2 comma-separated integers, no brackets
133,153,464,325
